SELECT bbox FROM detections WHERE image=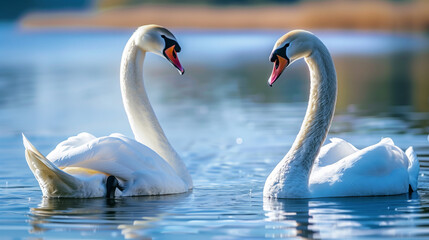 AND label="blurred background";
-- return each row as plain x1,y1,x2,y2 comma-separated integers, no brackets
1,0,428,137
3,0,429,30
0,0,428,143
